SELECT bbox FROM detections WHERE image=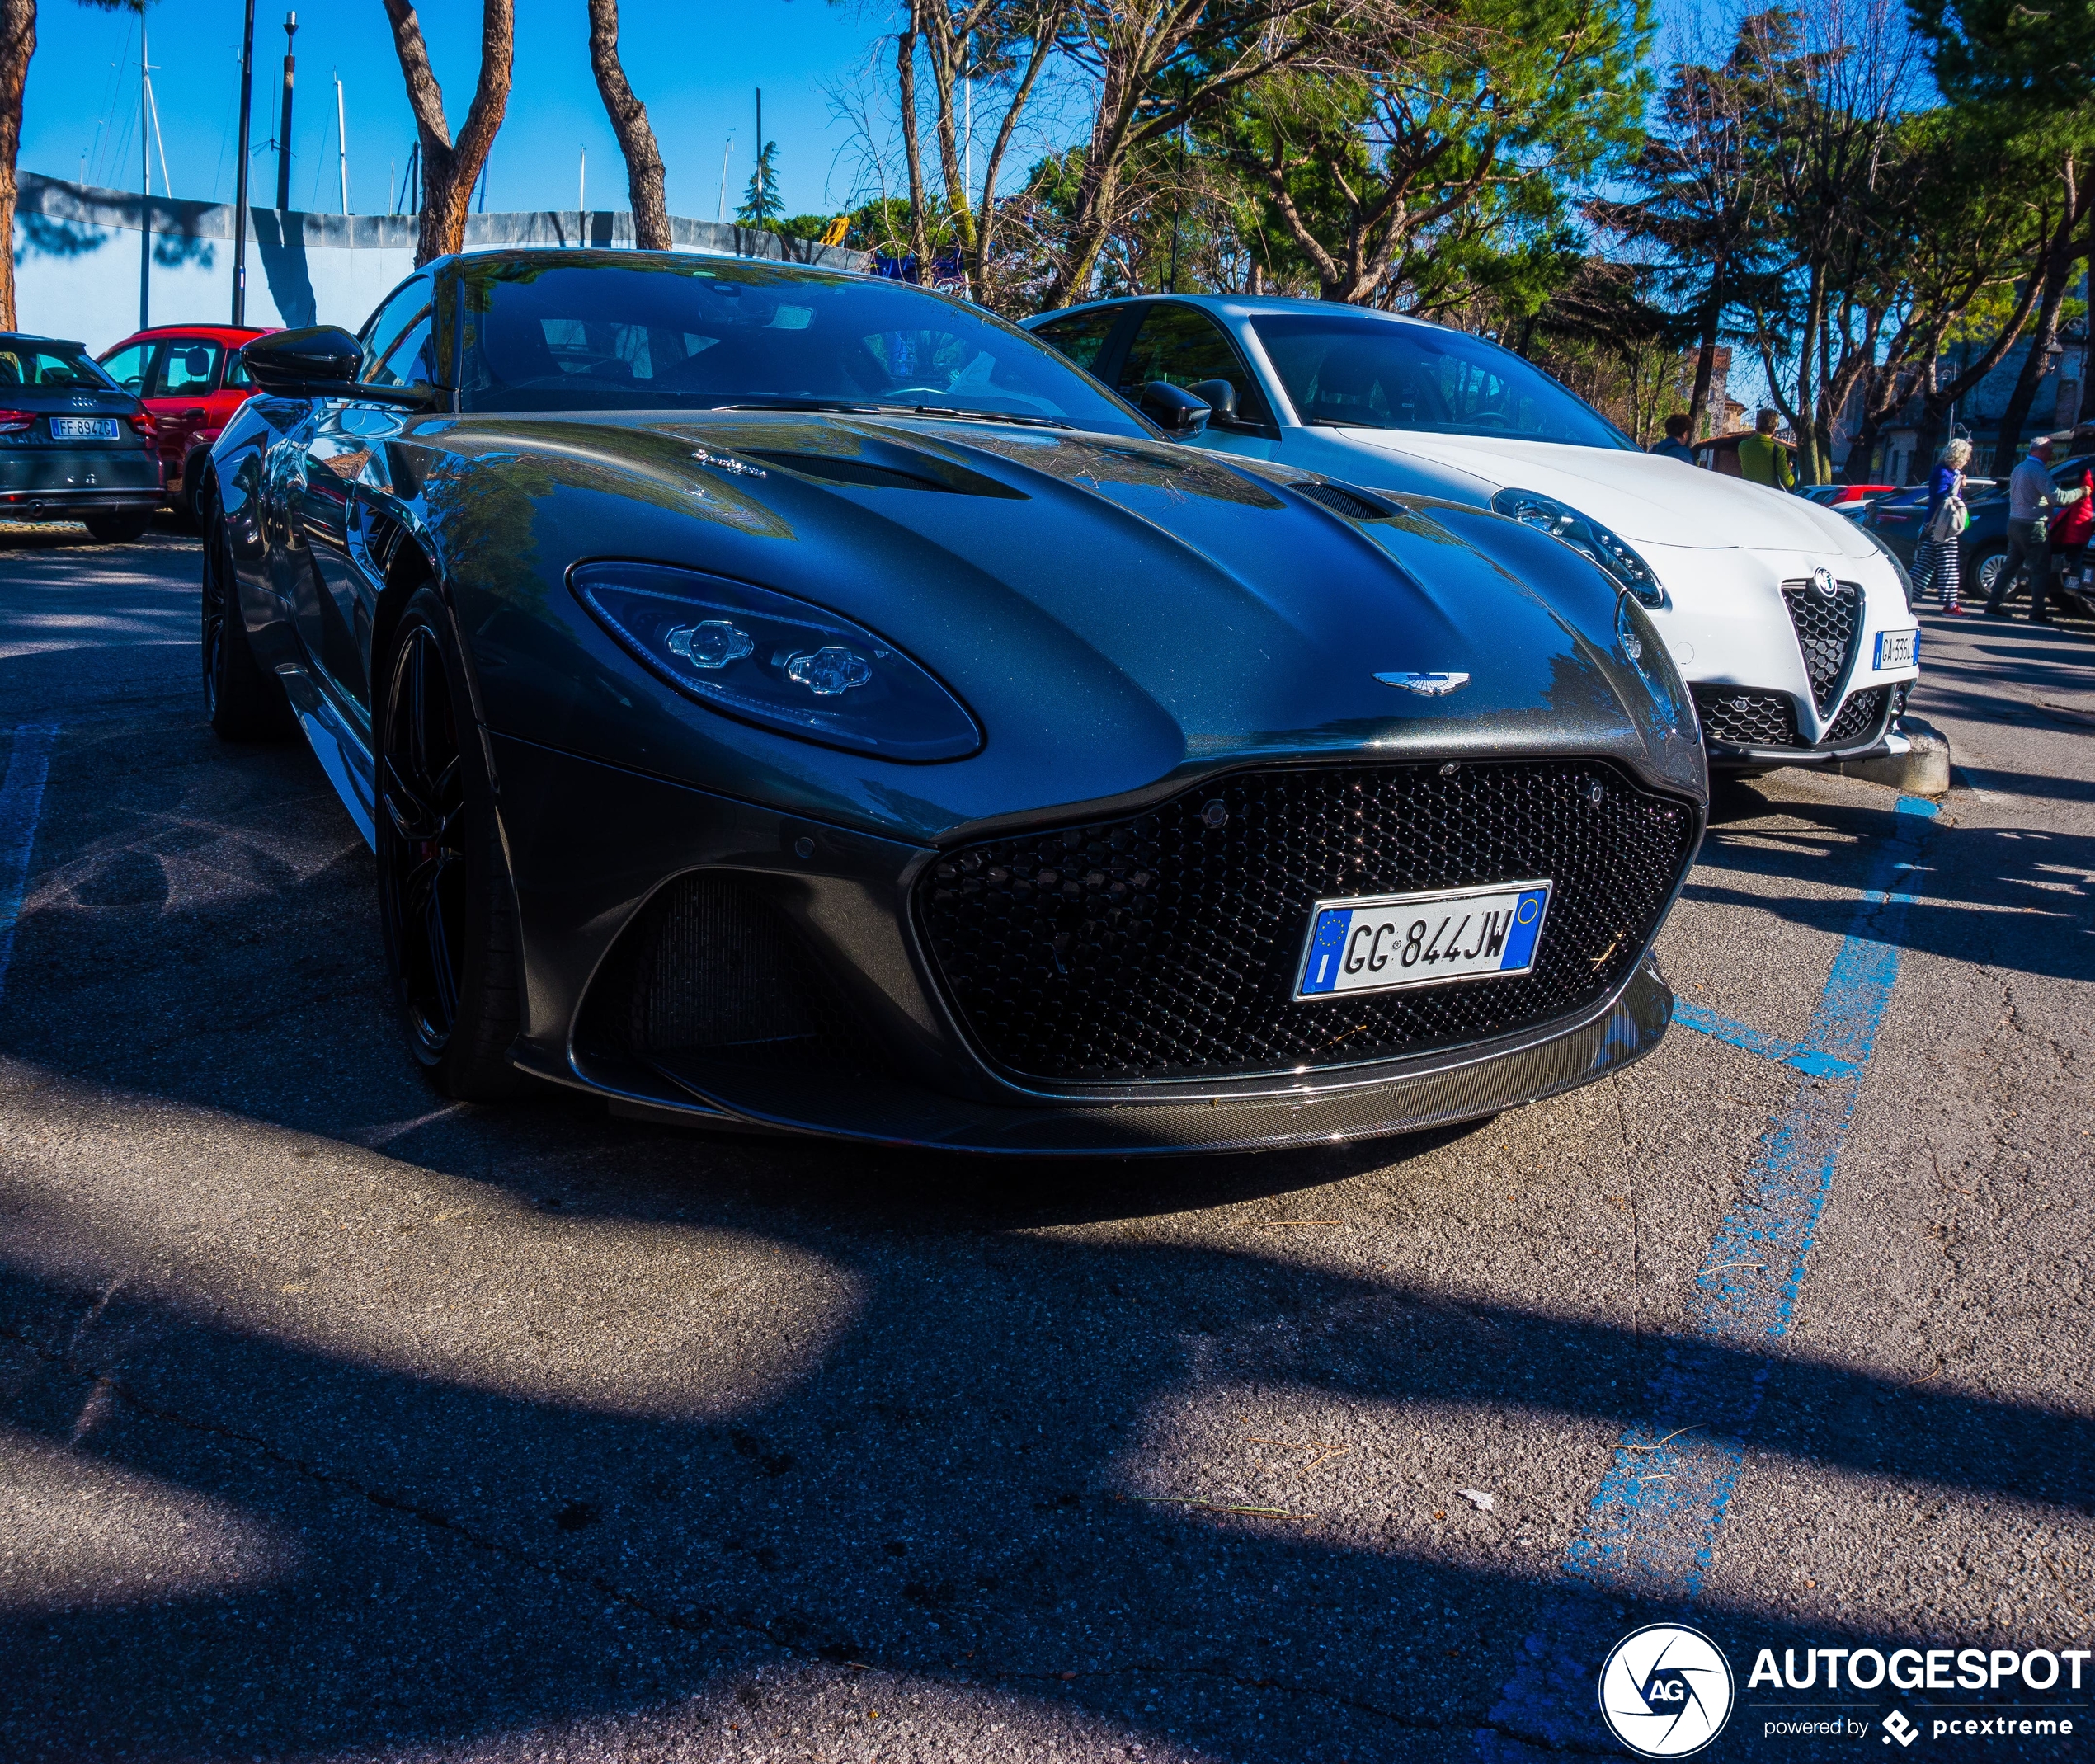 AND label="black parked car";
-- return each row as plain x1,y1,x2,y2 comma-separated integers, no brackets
0,333,162,540
1862,458,2095,603
198,249,1707,1154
